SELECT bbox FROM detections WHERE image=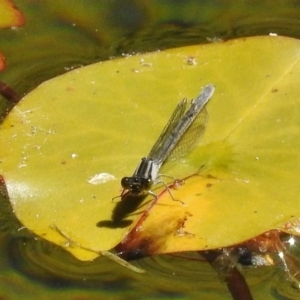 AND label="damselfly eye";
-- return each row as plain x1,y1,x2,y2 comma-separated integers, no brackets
121,177,130,189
